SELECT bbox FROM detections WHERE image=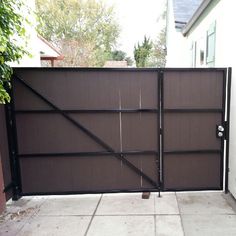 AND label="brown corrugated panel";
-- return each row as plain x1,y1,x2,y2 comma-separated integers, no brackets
164,71,223,109
119,71,157,109
0,106,12,200
72,114,121,151
139,74,158,108
20,156,122,193
20,155,158,193
164,113,221,151
121,113,158,150
140,155,158,188
16,113,120,154
14,69,158,110
163,70,224,190
14,70,120,110
164,154,221,189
